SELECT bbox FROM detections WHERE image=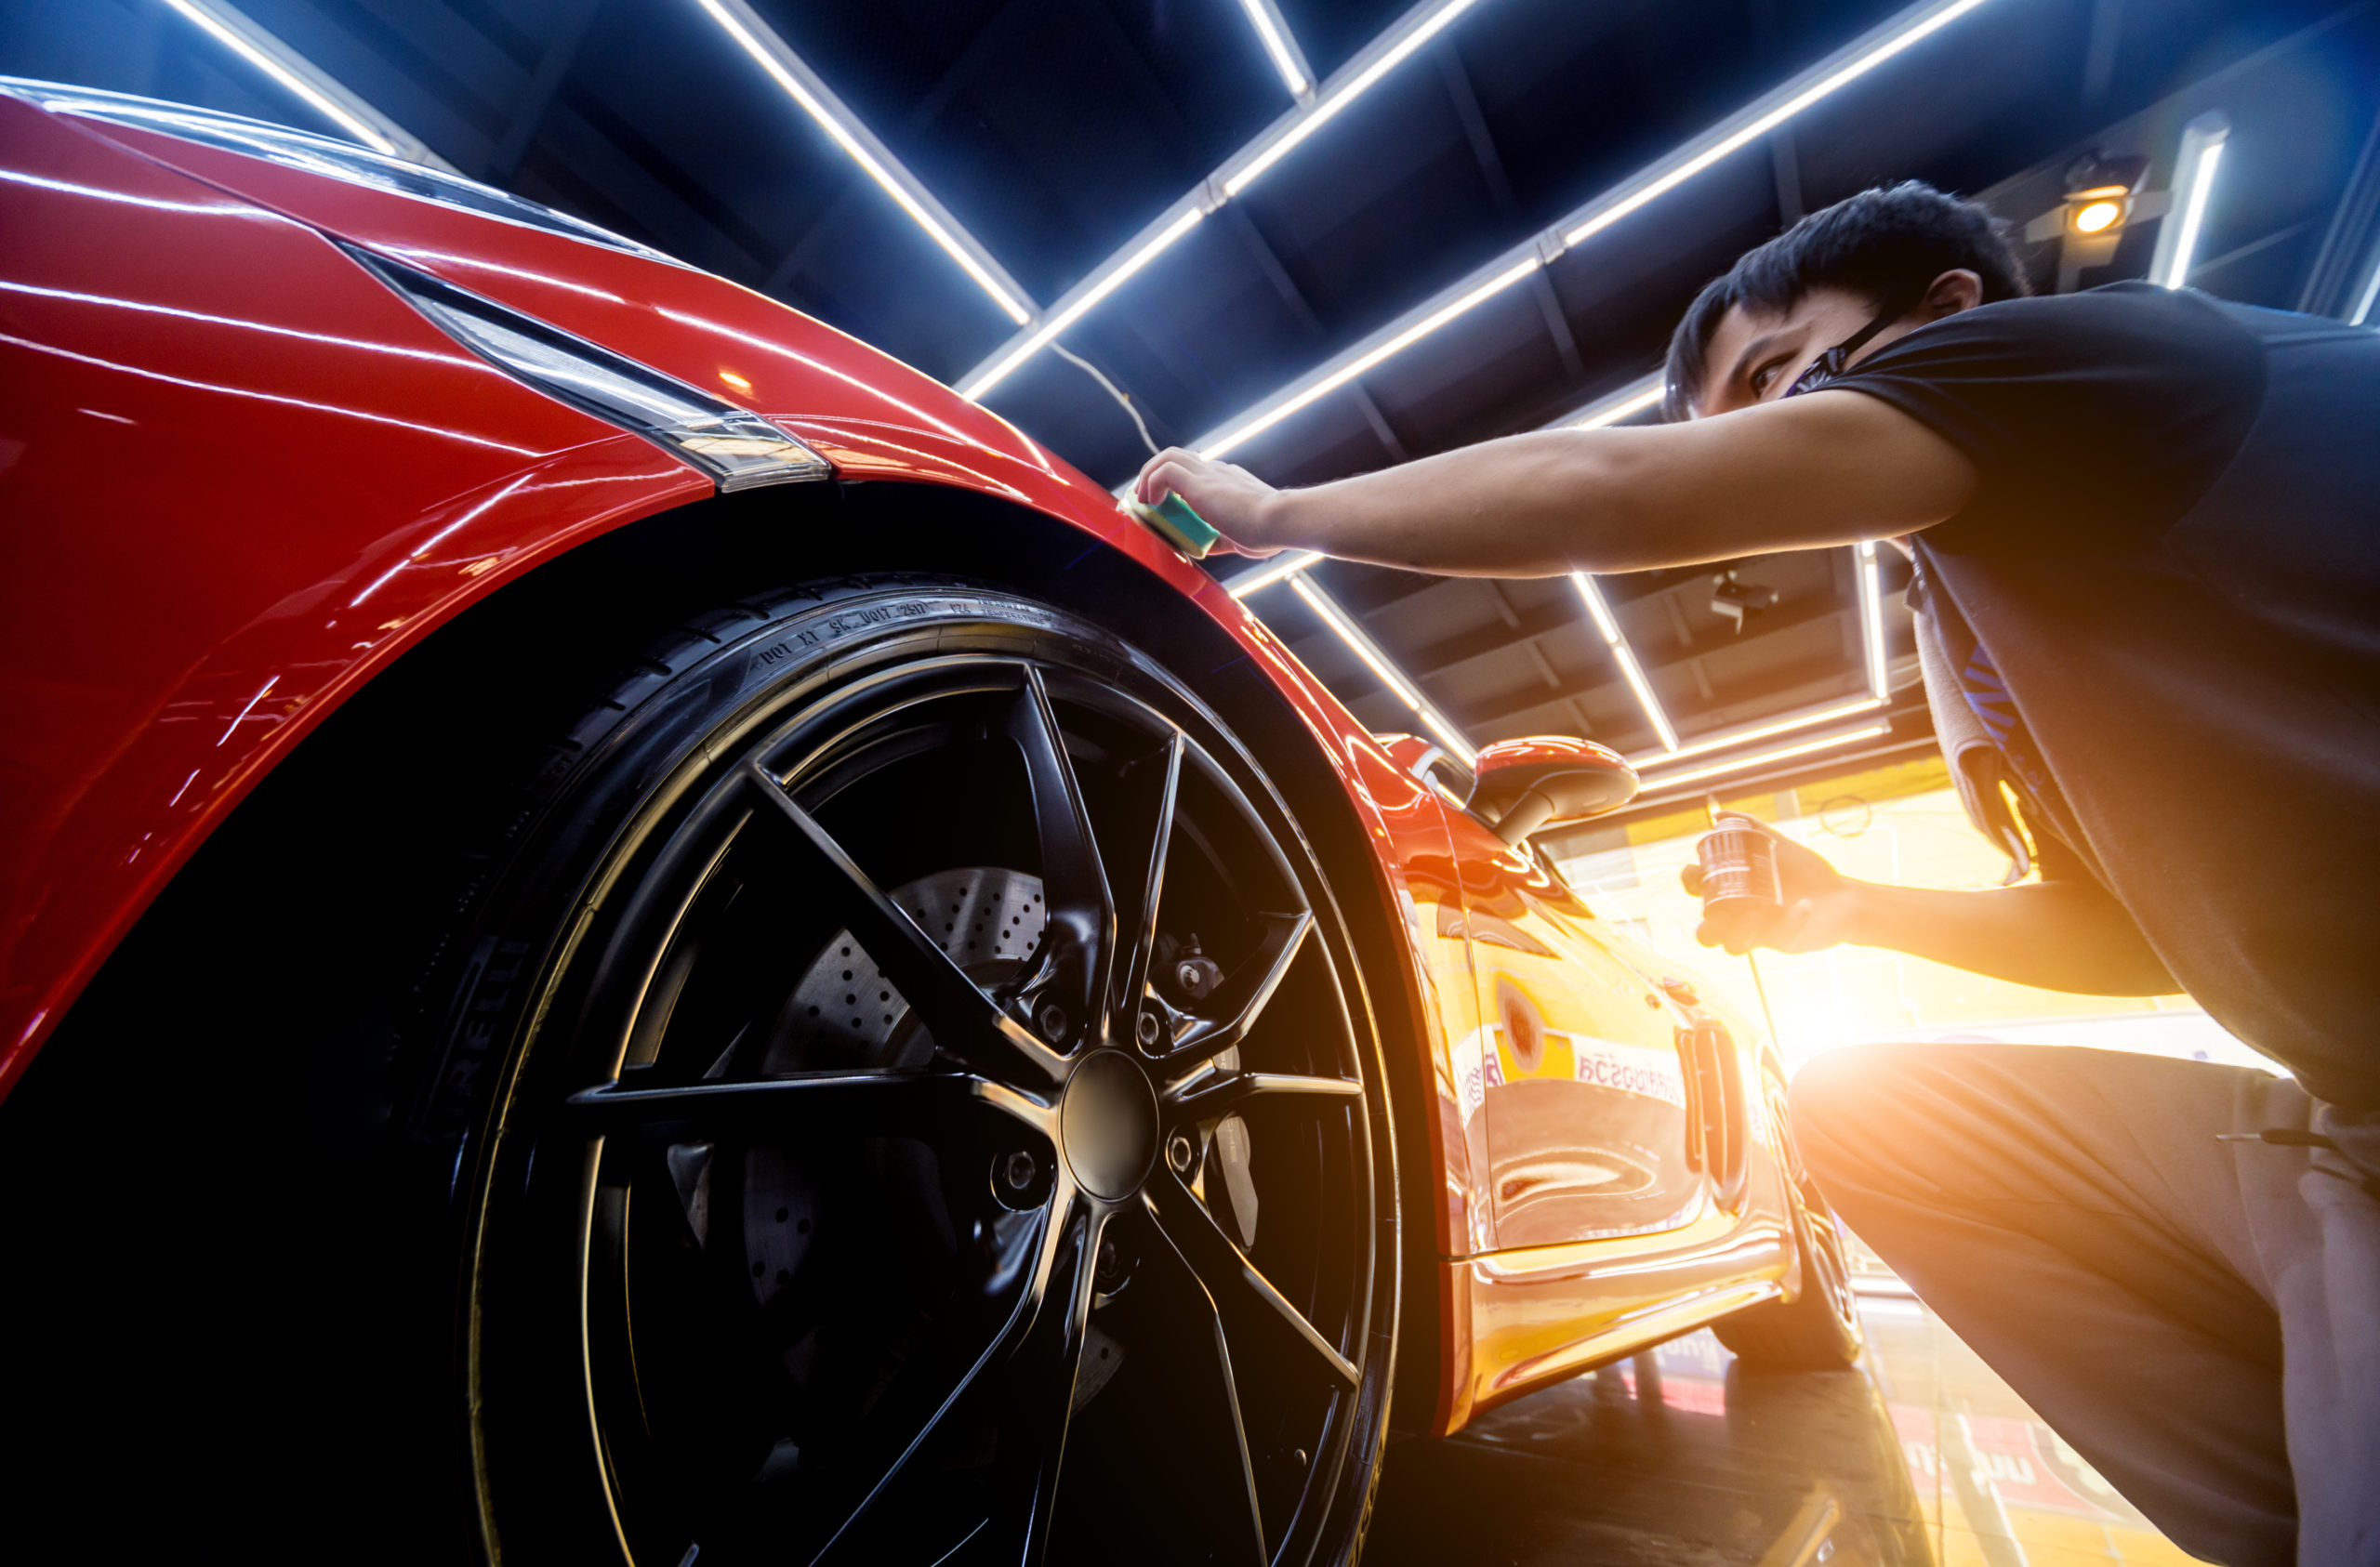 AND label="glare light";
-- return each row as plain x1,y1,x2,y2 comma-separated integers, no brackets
959,0,1495,399
692,0,1035,324
1236,0,1316,98
1641,697,1887,766
959,209,1204,399
2150,112,2229,290
2073,199,2122,234
718,368,754,395
160,0,405,158
1290,575,1477,765
1571,573,1680,753
1183,0,2000,462
1227,549,1326,598
1856,541,1889,697
1636,725,1892,791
